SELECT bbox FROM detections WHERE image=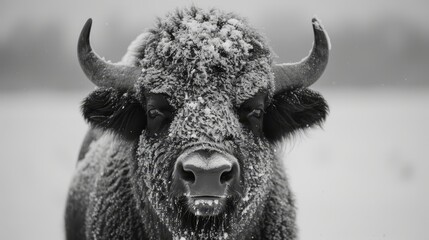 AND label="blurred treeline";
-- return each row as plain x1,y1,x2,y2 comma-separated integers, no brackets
1,14,428,91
